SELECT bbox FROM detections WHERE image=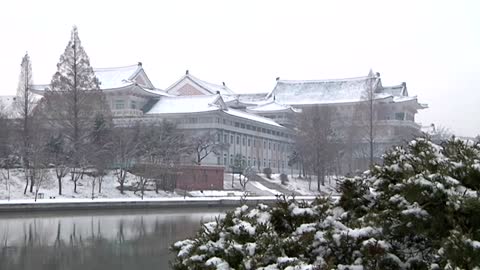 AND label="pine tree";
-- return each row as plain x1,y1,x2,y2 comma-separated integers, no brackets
14,53,36,194
45,26,109,193
172,137,480,269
